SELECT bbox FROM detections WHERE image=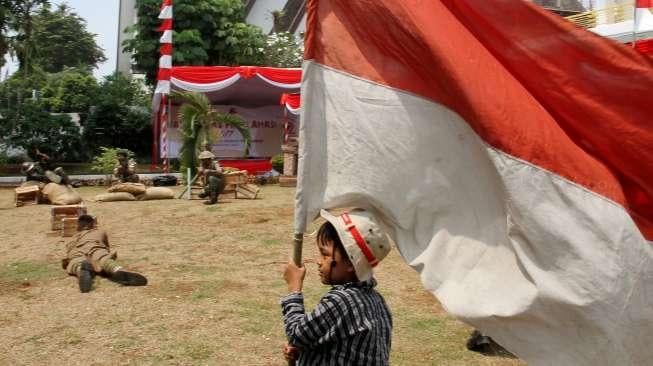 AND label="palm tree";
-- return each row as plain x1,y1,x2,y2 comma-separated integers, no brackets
172,91,251,174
